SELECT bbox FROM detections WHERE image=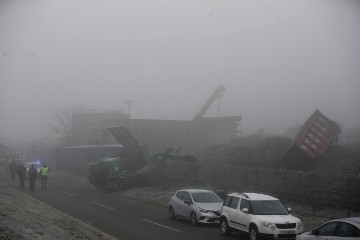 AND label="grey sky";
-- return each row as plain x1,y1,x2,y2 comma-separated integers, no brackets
1,0,359,141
